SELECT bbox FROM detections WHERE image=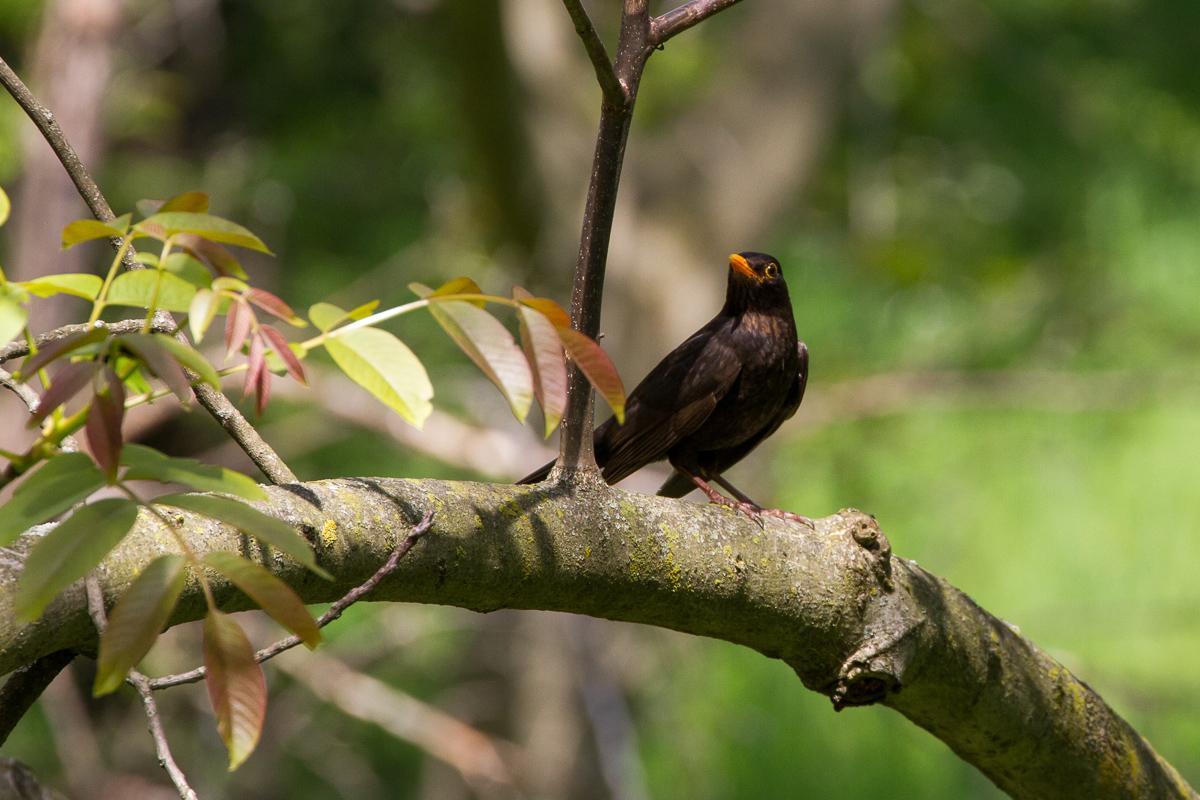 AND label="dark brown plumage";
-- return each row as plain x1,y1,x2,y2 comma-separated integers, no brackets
520,251,810,525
